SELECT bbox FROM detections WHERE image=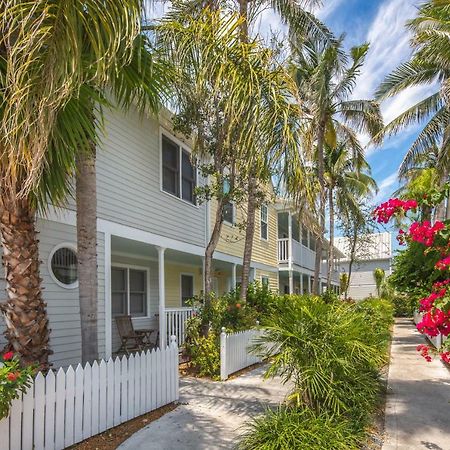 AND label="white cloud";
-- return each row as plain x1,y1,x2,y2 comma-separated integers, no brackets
373,171,399,204
315,0,346,21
